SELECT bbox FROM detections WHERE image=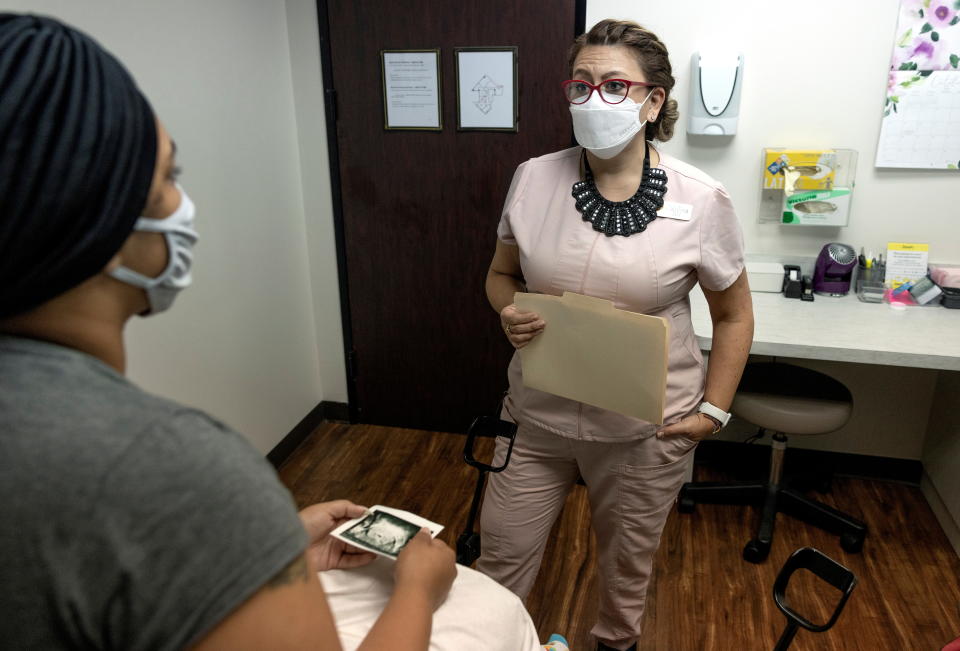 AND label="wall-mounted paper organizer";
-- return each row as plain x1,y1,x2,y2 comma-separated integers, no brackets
758,148,858,226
